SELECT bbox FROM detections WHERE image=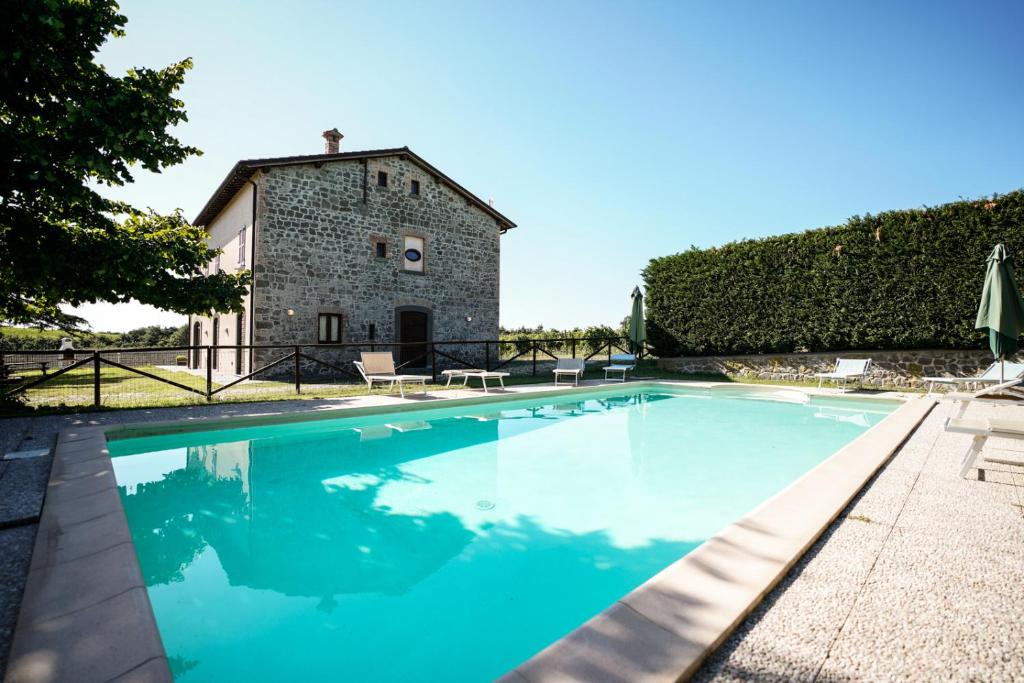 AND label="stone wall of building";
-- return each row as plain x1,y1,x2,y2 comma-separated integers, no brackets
656,349,1019,388
250,155,504,374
